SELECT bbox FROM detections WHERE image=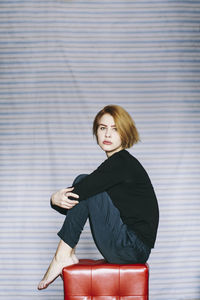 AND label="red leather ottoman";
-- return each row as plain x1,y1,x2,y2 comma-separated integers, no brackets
62,259,149,300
